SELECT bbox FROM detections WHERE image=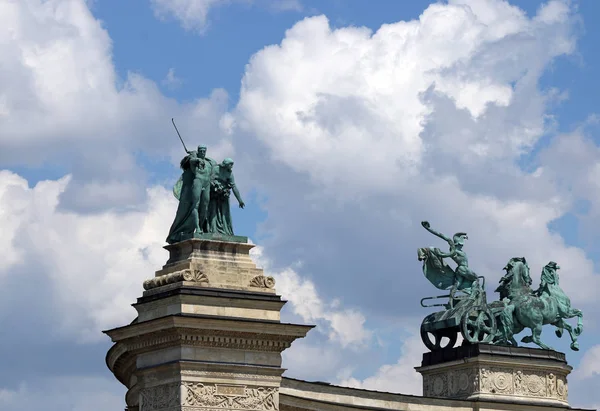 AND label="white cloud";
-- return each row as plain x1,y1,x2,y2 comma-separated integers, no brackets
233,0,600,314
573,345,600,380
2,0,600,407
338,333,424,395
0,170,174,341
150,0,226,33
230,1,599,390
149,0,302,34
0,0,235,211
236,1,575,194
163,67,183,89
251,246,372,349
